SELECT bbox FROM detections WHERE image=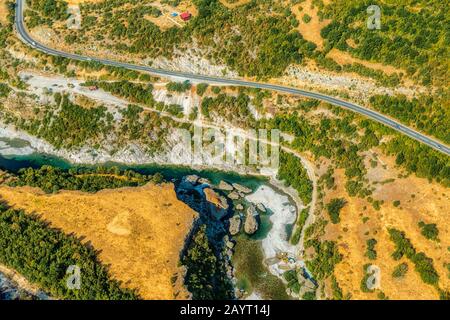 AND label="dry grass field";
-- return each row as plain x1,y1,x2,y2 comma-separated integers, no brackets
0,183,199,300
0,0,9,24
322,153,450,300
